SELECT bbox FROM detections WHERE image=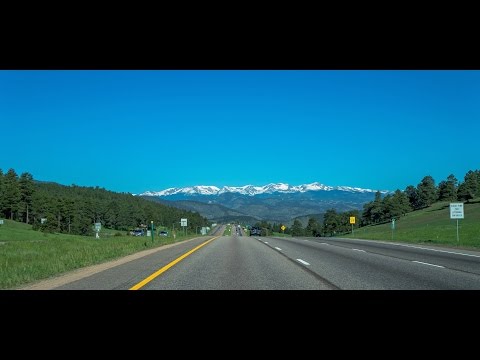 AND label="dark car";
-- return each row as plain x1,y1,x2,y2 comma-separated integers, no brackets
159,230,168,237
130,229,144,236
250,227,262,236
